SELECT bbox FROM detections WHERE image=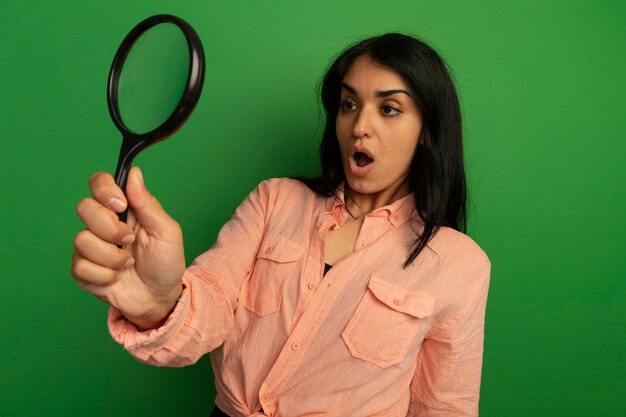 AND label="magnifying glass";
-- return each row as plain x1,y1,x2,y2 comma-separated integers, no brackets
107,14,205,222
